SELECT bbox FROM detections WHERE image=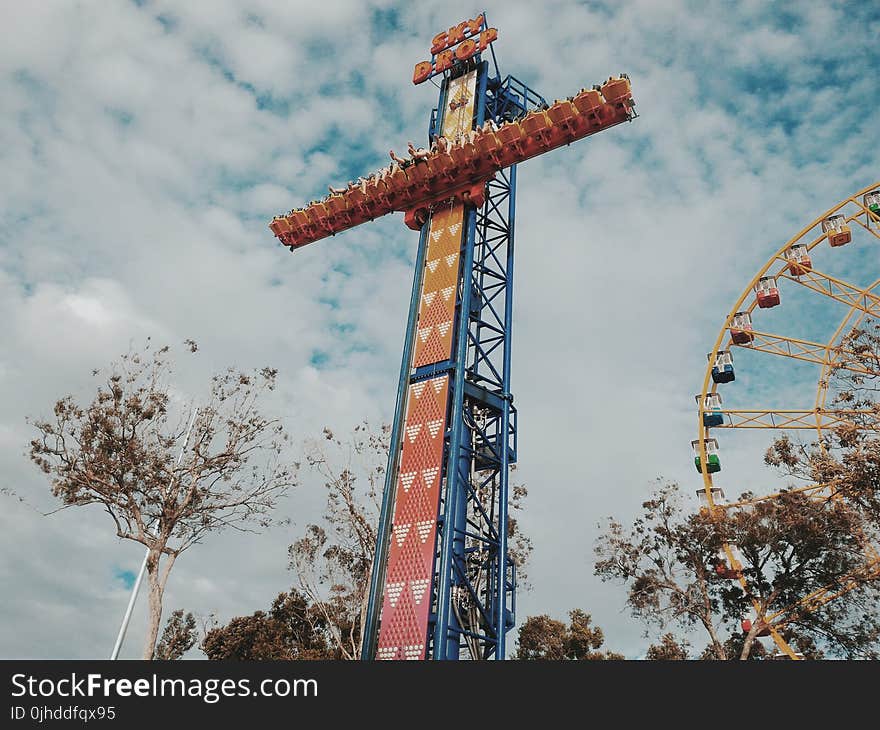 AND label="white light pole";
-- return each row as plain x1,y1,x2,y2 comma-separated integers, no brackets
110,408,198,660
